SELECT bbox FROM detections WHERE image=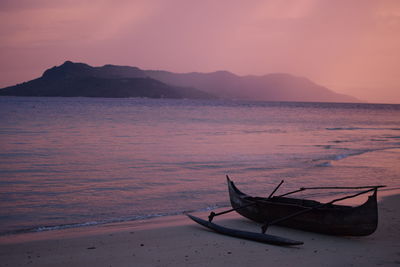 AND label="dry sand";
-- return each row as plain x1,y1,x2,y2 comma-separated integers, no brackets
1,192,400,267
